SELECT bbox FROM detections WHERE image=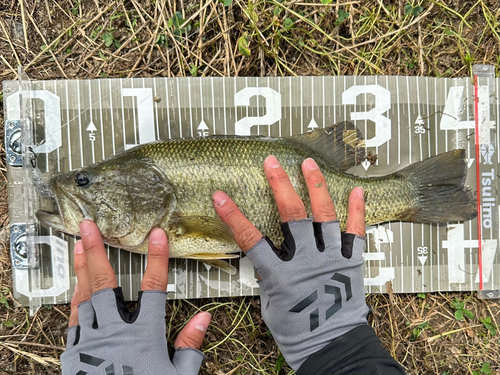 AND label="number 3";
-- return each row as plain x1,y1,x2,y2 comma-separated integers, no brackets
342,85,391,148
